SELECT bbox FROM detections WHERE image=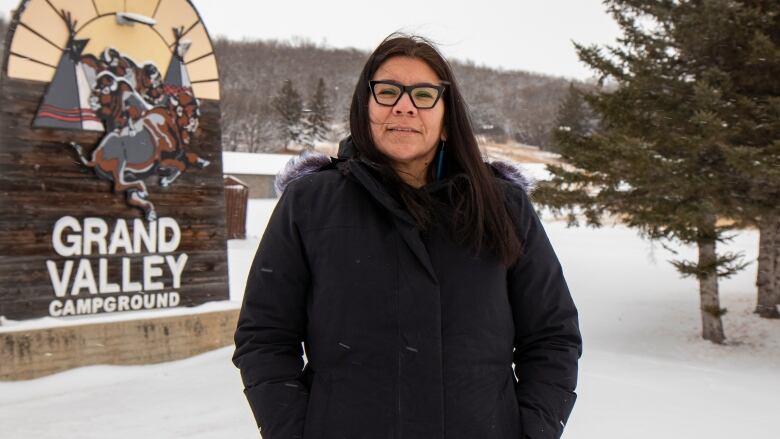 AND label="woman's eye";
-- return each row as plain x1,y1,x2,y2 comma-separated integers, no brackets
379,89,398,95
415,91,433,98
